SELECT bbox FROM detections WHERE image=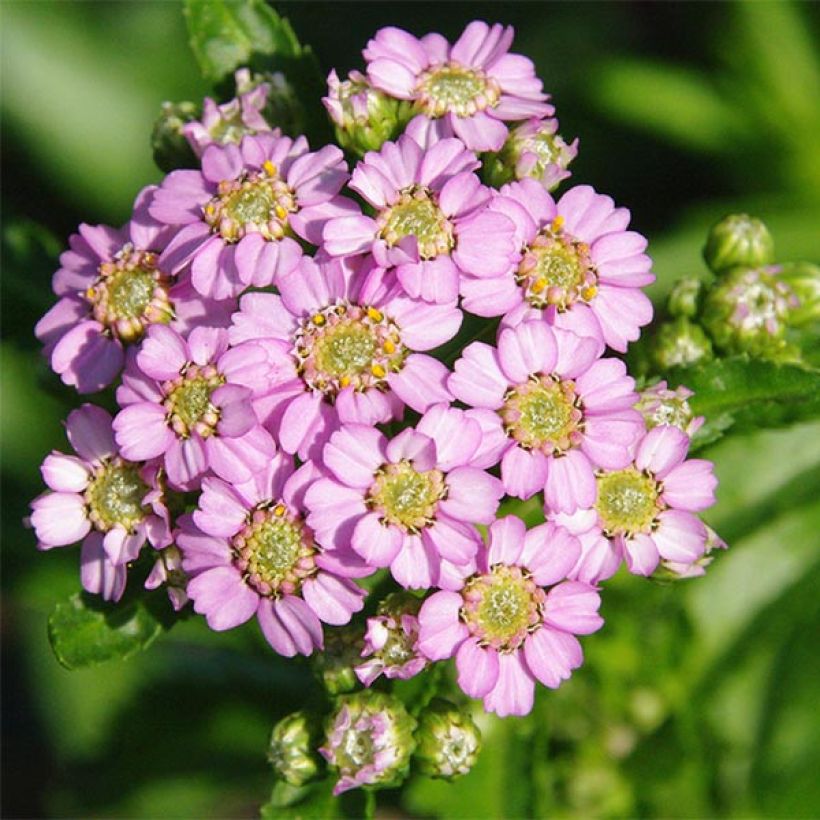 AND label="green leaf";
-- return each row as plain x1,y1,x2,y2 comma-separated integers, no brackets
48,590,172,670
666,357,820,441
260,779,339,819
183,0,301,83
